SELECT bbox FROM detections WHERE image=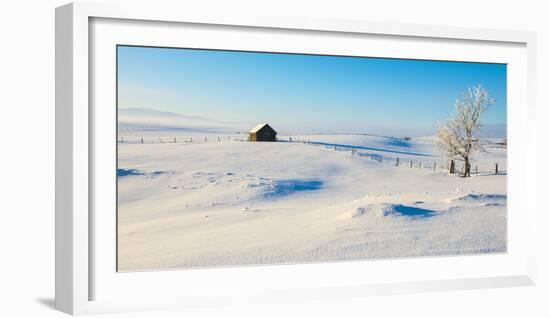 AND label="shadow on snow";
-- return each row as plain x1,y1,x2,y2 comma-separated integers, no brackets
117,168,166,177
307,141,434,157
391,204,436,218
117,168,143,177
264,179,323,198
383,137,413,149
